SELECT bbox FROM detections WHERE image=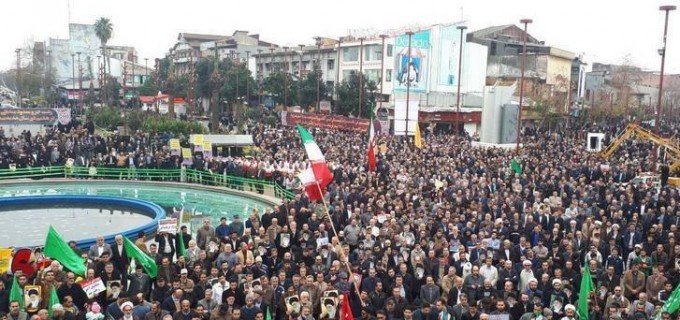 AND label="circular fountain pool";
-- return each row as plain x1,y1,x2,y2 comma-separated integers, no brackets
0,195,165,248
